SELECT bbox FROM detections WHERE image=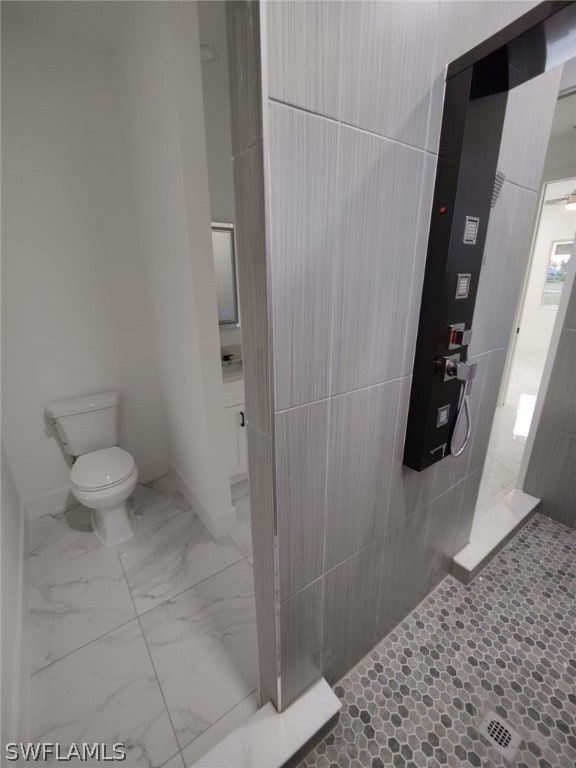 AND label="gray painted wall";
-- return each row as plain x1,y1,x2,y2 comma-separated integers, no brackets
227,0,561,710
